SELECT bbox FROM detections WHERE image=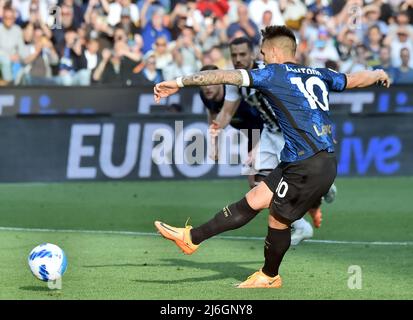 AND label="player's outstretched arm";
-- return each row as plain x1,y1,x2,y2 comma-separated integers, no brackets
153,70,246,103
345,69,390,89
213,99,241,131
